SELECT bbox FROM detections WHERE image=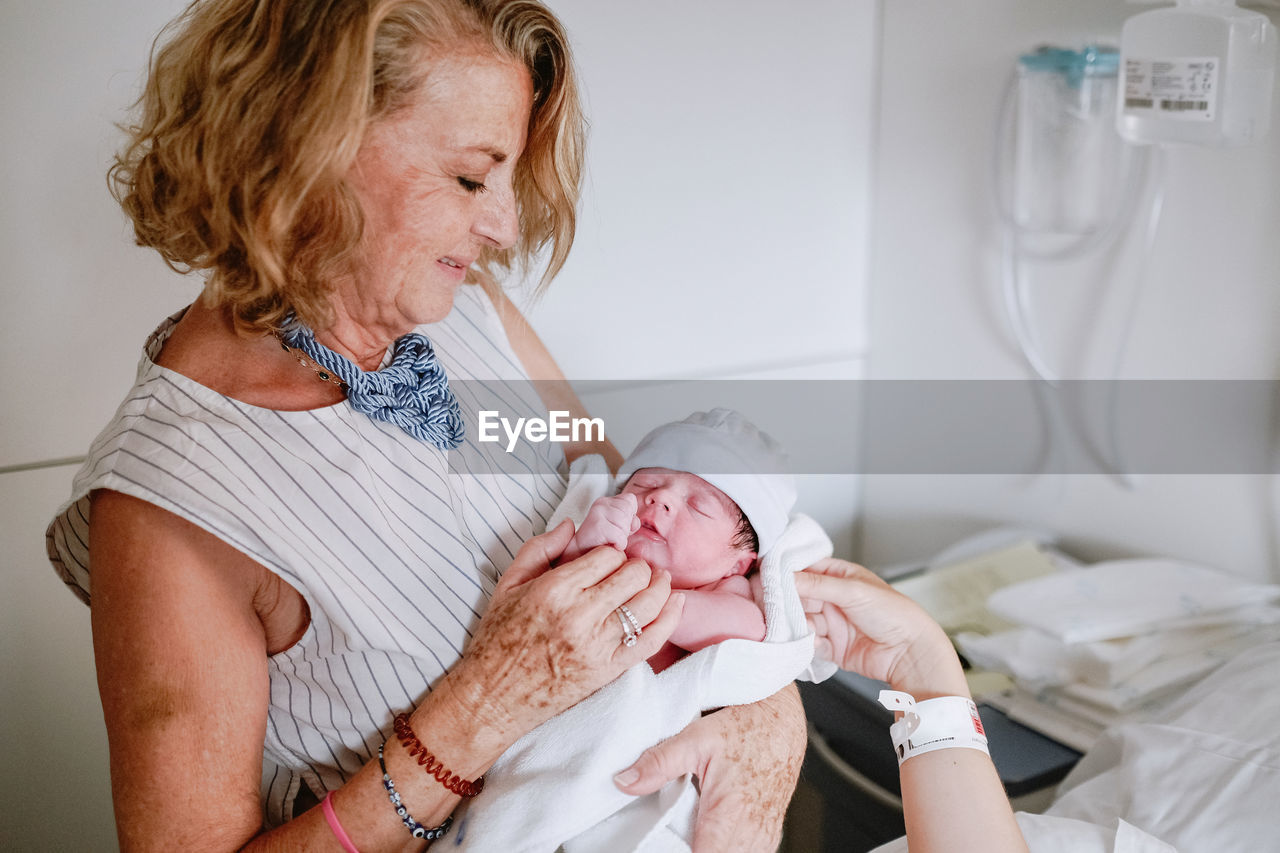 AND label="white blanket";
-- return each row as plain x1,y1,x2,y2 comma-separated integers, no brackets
450,456,834,851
